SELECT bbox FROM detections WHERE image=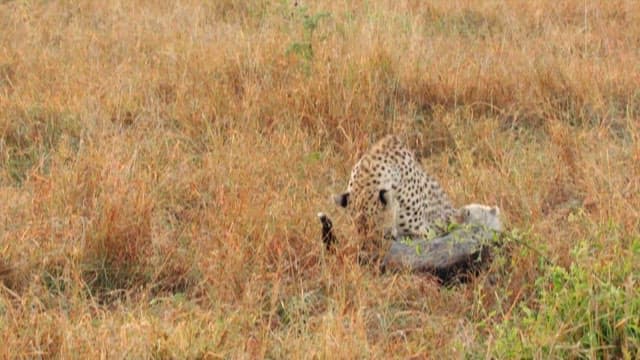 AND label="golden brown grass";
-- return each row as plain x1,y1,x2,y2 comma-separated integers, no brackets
1,0,639,358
